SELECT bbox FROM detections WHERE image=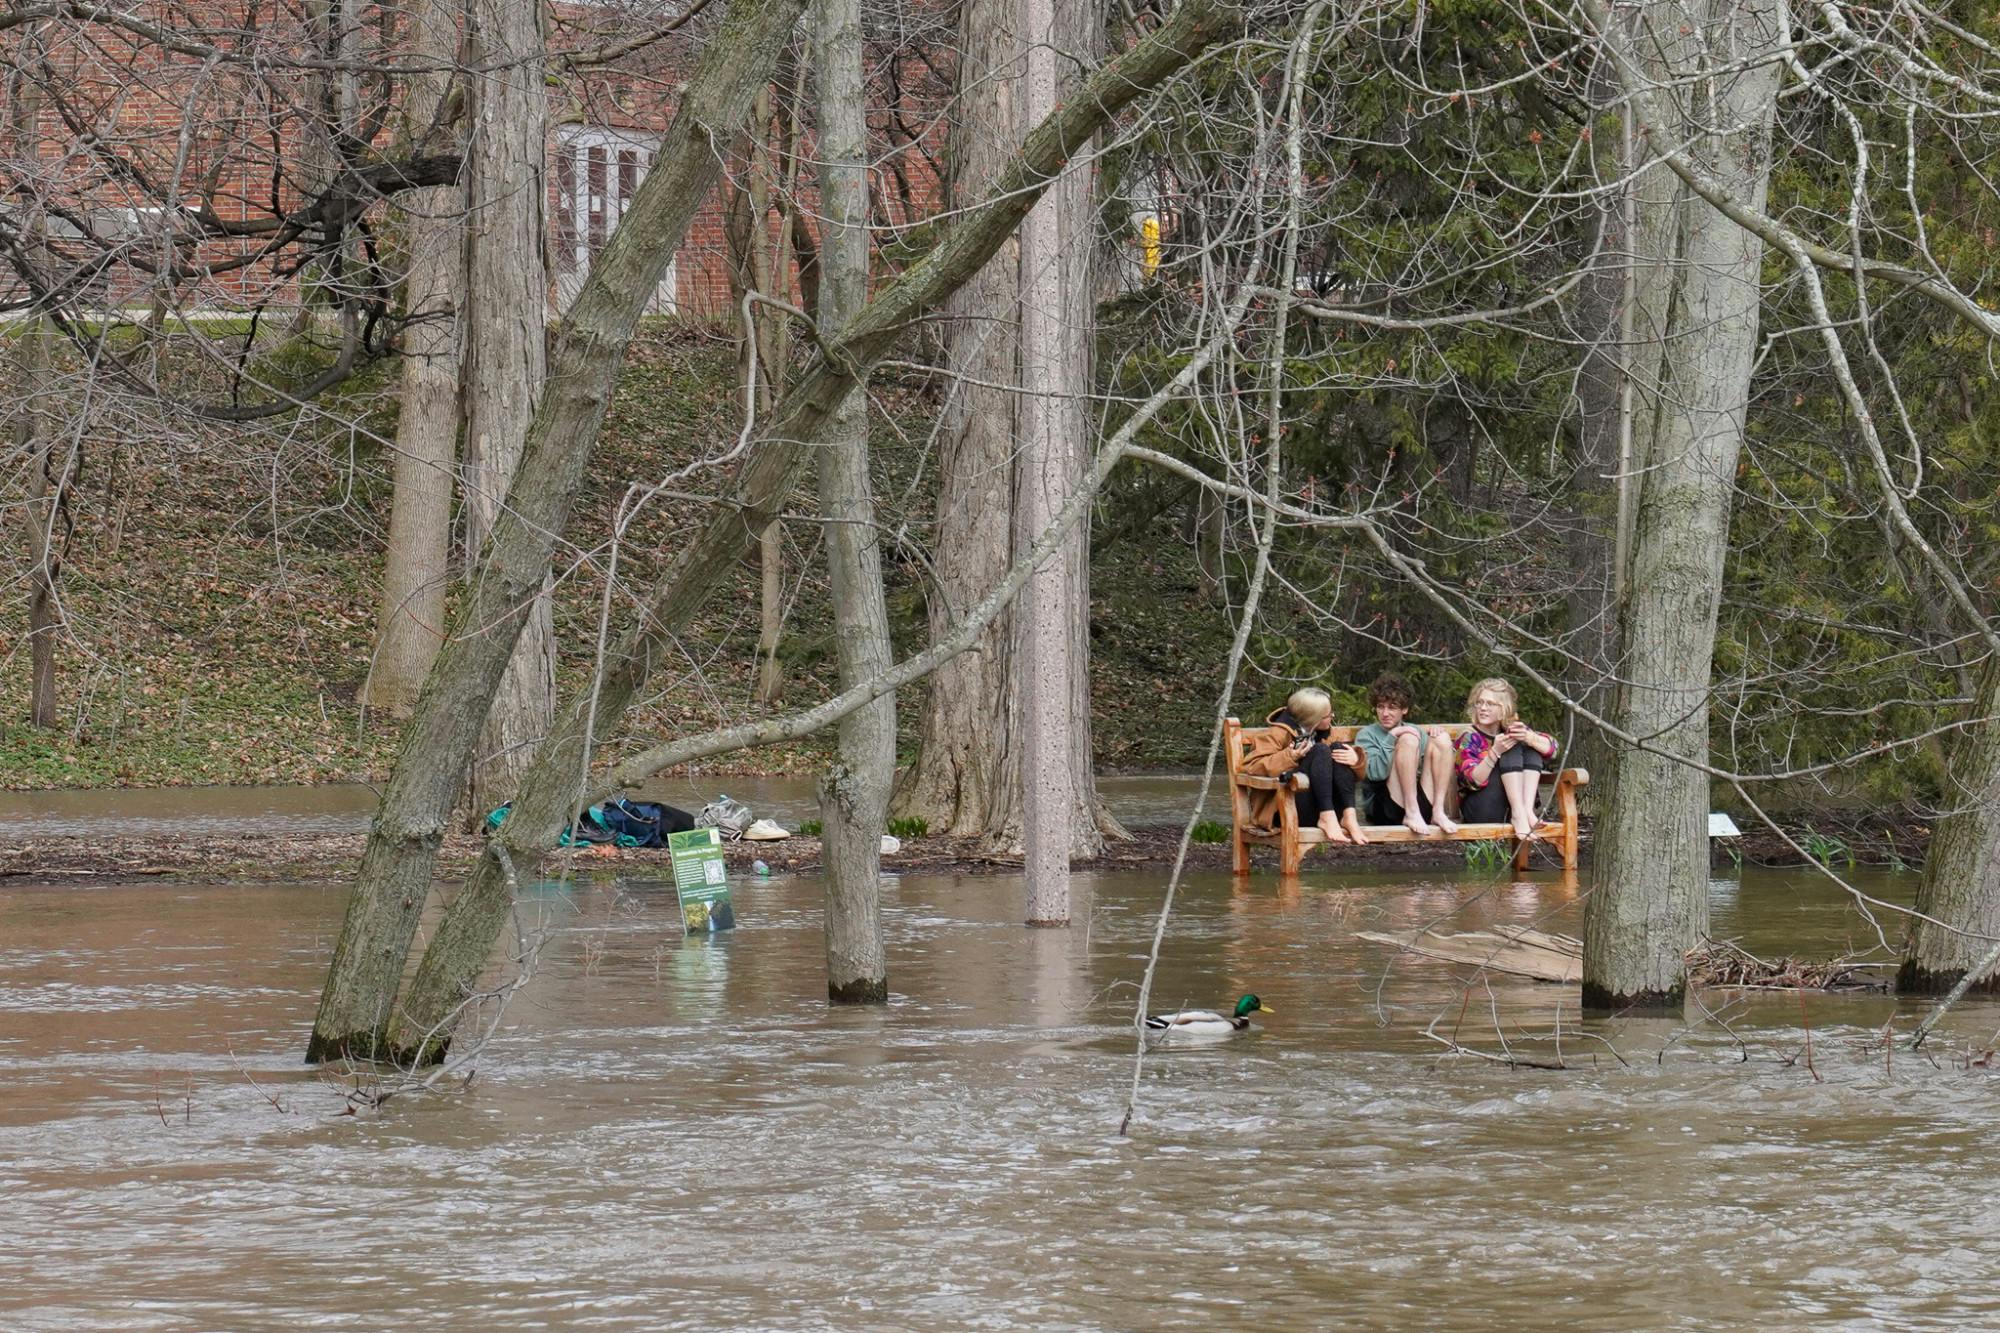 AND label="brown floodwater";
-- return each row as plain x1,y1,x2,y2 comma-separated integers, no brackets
3,860,1995,1329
